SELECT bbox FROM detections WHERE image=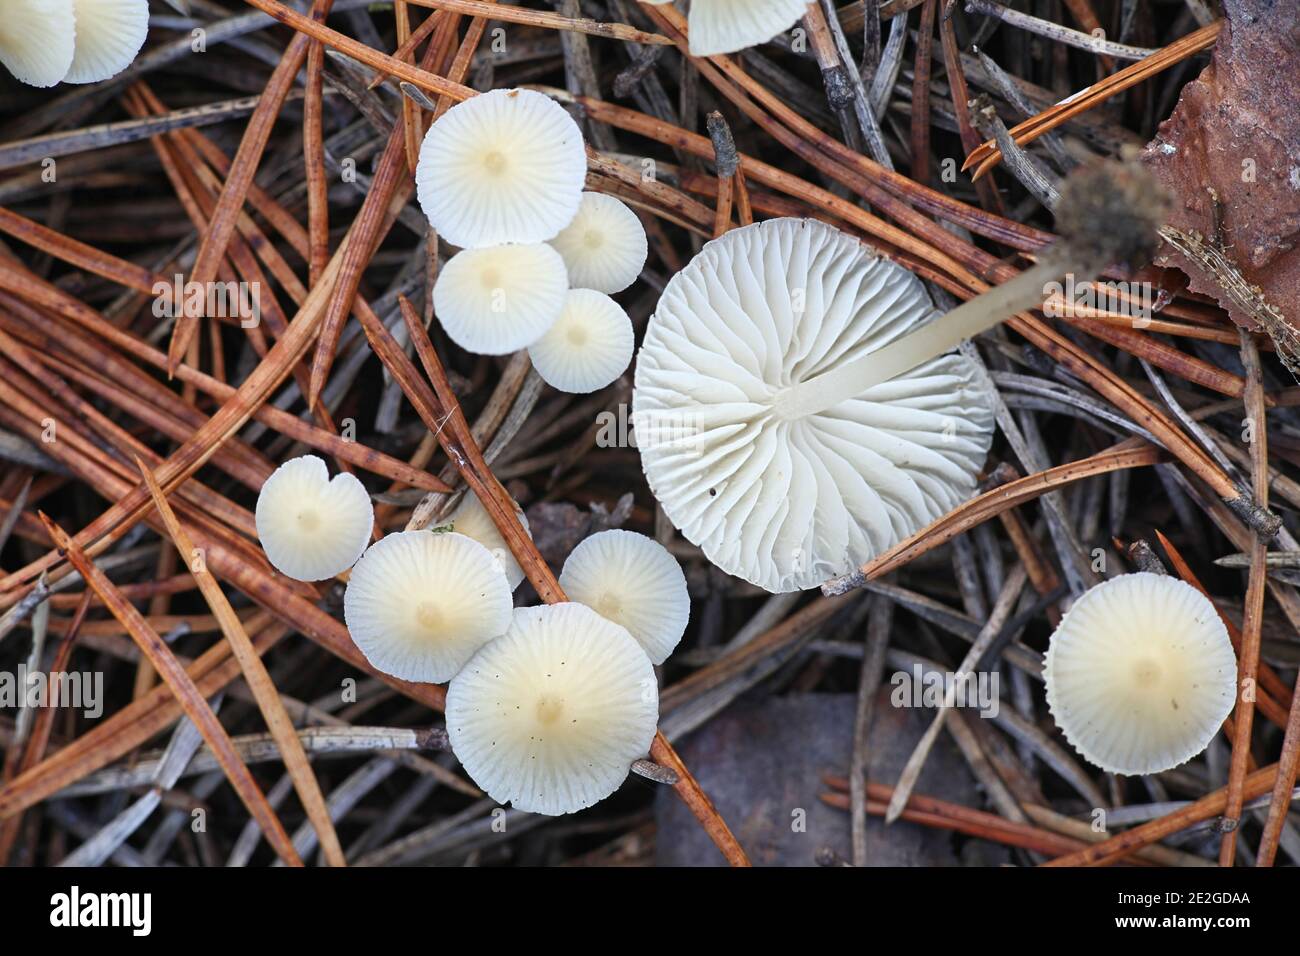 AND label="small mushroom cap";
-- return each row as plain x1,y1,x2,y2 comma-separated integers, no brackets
344,530,514,683
643,0,809,56
447,603,658,815
433,243,569,356
255,455,374,582
559,529,689,665
65,0,149,84
415,88,587,249
632,218,994,592
446,489,531,591
0,0,76,88
1044,572,1237,776
527,289,634,394
547,192,648,293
